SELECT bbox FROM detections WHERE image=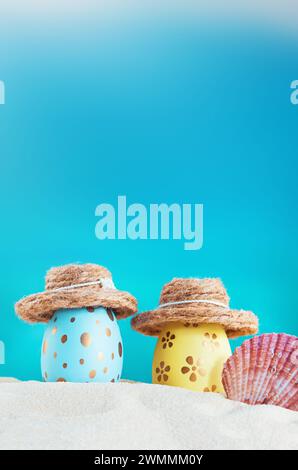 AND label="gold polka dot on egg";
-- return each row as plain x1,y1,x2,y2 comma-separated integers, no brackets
61,334,68,344
103,367,108,374
53,352,57,359
89,370,96,379
80,332,92,347
106,328,111,337
52,327,57,334
42,340,48,354
98,352,104,361
107,309,114,321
